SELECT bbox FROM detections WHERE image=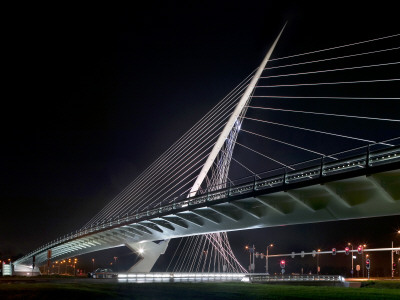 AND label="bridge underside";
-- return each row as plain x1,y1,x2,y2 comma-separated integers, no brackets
15,166,399,268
